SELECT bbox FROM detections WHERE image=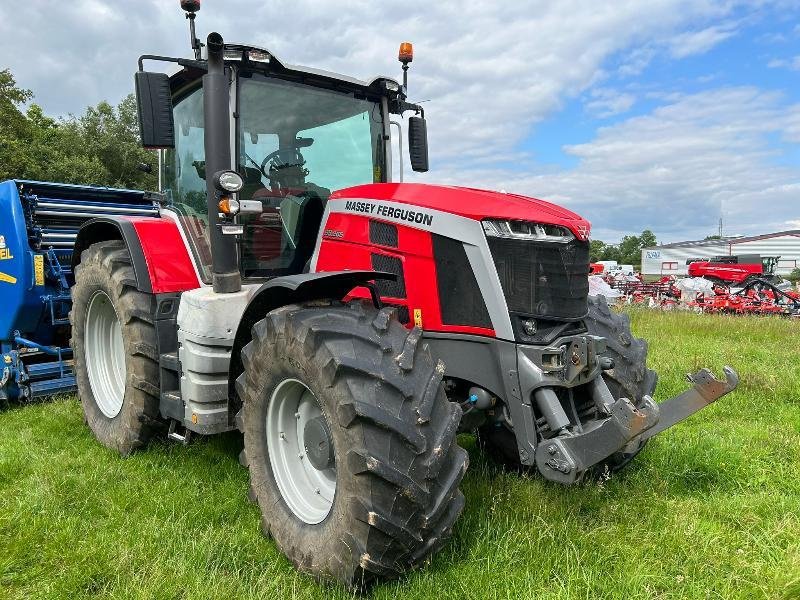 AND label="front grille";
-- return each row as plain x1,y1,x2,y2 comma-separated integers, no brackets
488,237,589,320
